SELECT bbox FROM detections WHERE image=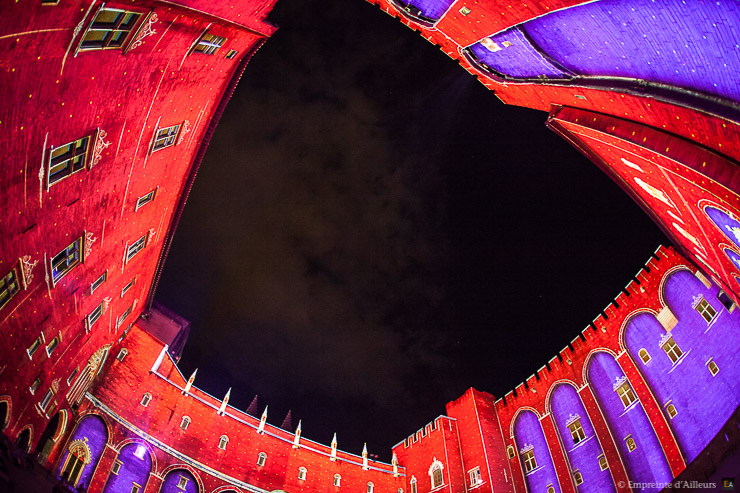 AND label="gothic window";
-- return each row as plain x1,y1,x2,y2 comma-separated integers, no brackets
218,435,228,450
67,367,79,385
615,382,637,408
367,482,374,493
30,377,41,394
193,33,226,55
140,393,151,407
52,238,82,283
80,8,141,50
695,298,717,323
625,436,637,452
522,449,537,473
0,267,20,310
410,477,417,493
136,189,157,210
48,136,91,185
707,359,719,376
507,445,515,459
638,348,651,364
573,470,583,485
90,271,107,294
334,474,341,487
151,124,181,152
298,467,307,480
598,454,608,470
87,302,104,329
468,467,482,486
126,234,147,262
661,337,683,364
430,461,444,488
257,452,267,466
567,419,586,444
61,442,89,487
180,416,190,430
717,290,735,311
547,485,555,493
